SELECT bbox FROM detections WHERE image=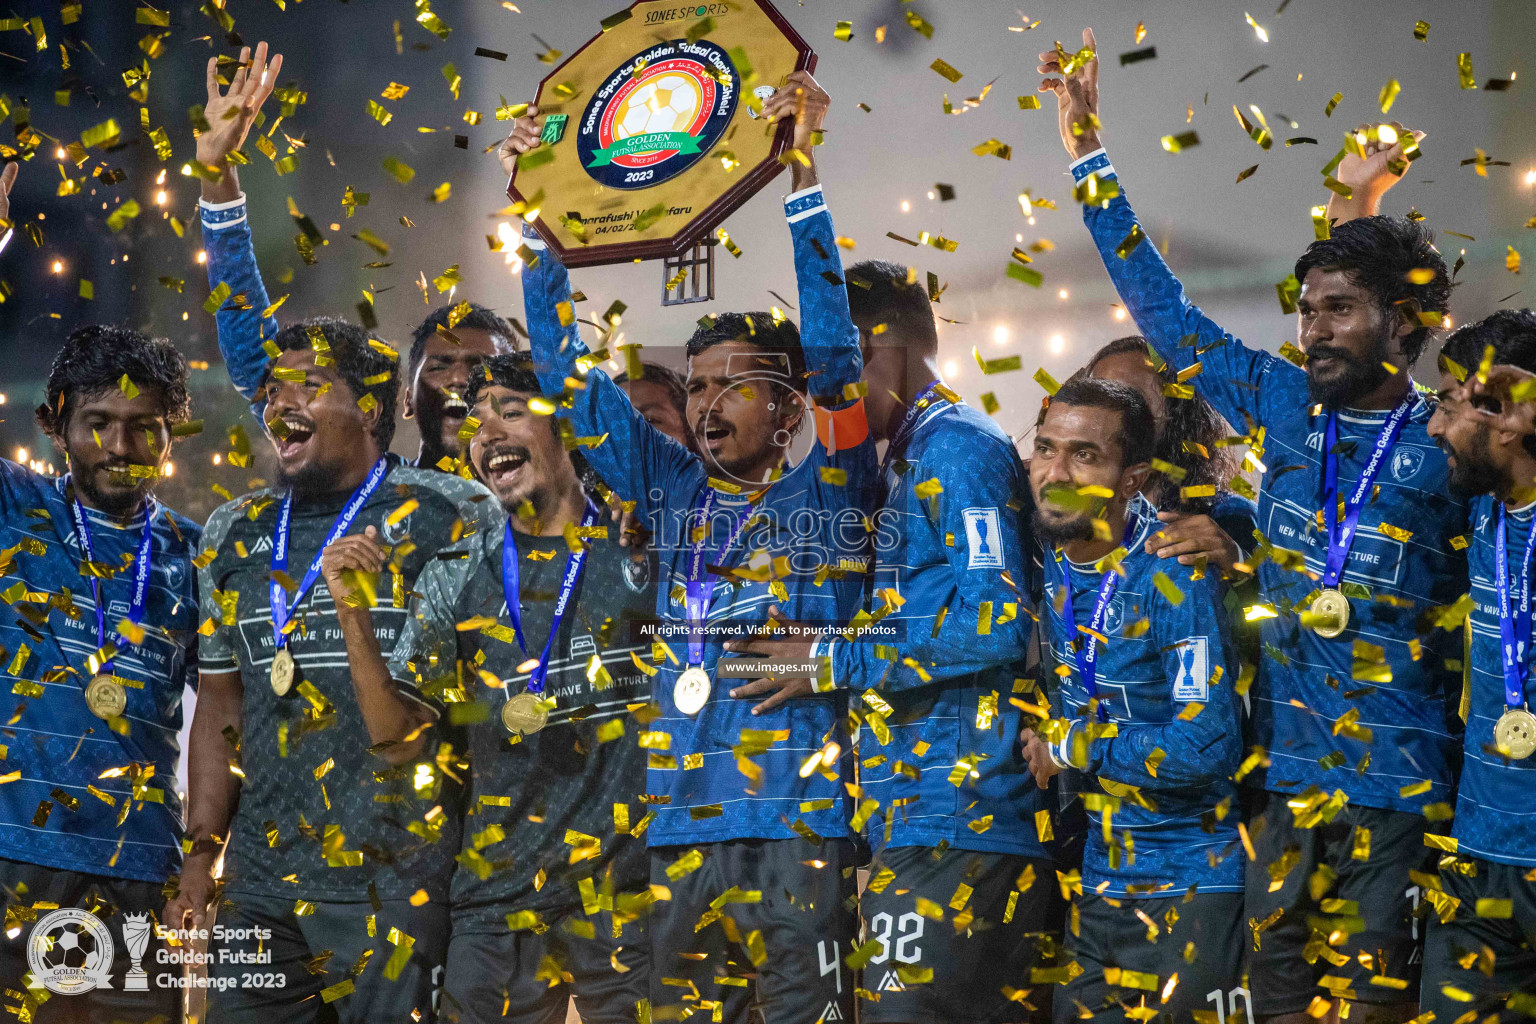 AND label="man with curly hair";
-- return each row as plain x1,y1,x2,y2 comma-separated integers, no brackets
0,303,203,1020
